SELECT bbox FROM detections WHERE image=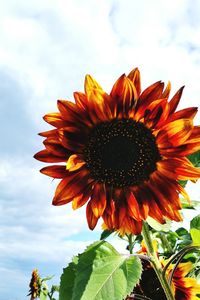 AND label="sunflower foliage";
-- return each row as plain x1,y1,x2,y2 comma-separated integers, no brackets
32,68,200,300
